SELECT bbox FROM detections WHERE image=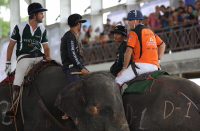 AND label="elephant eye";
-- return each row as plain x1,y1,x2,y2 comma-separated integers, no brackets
99,106,114,117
